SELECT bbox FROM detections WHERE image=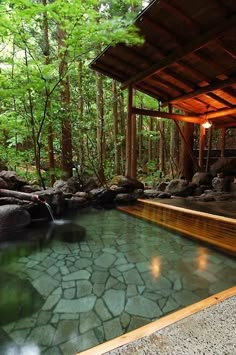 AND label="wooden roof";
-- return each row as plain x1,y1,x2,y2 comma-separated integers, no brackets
90,0,236,128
